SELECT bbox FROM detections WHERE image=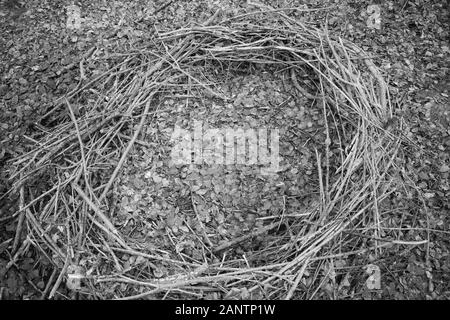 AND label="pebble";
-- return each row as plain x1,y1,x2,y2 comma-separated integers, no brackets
0,85,8,96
